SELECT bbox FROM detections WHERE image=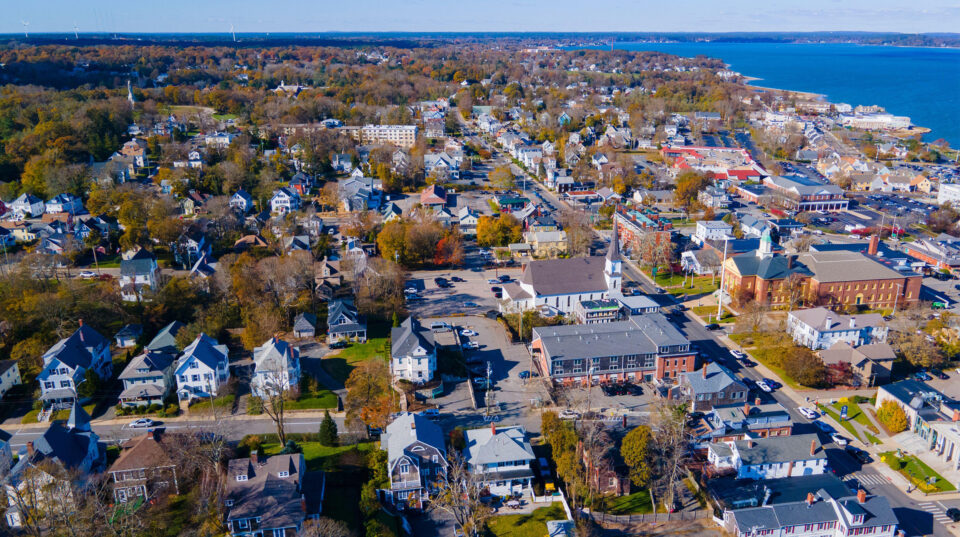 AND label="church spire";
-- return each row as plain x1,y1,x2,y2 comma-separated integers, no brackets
606,218,621,262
